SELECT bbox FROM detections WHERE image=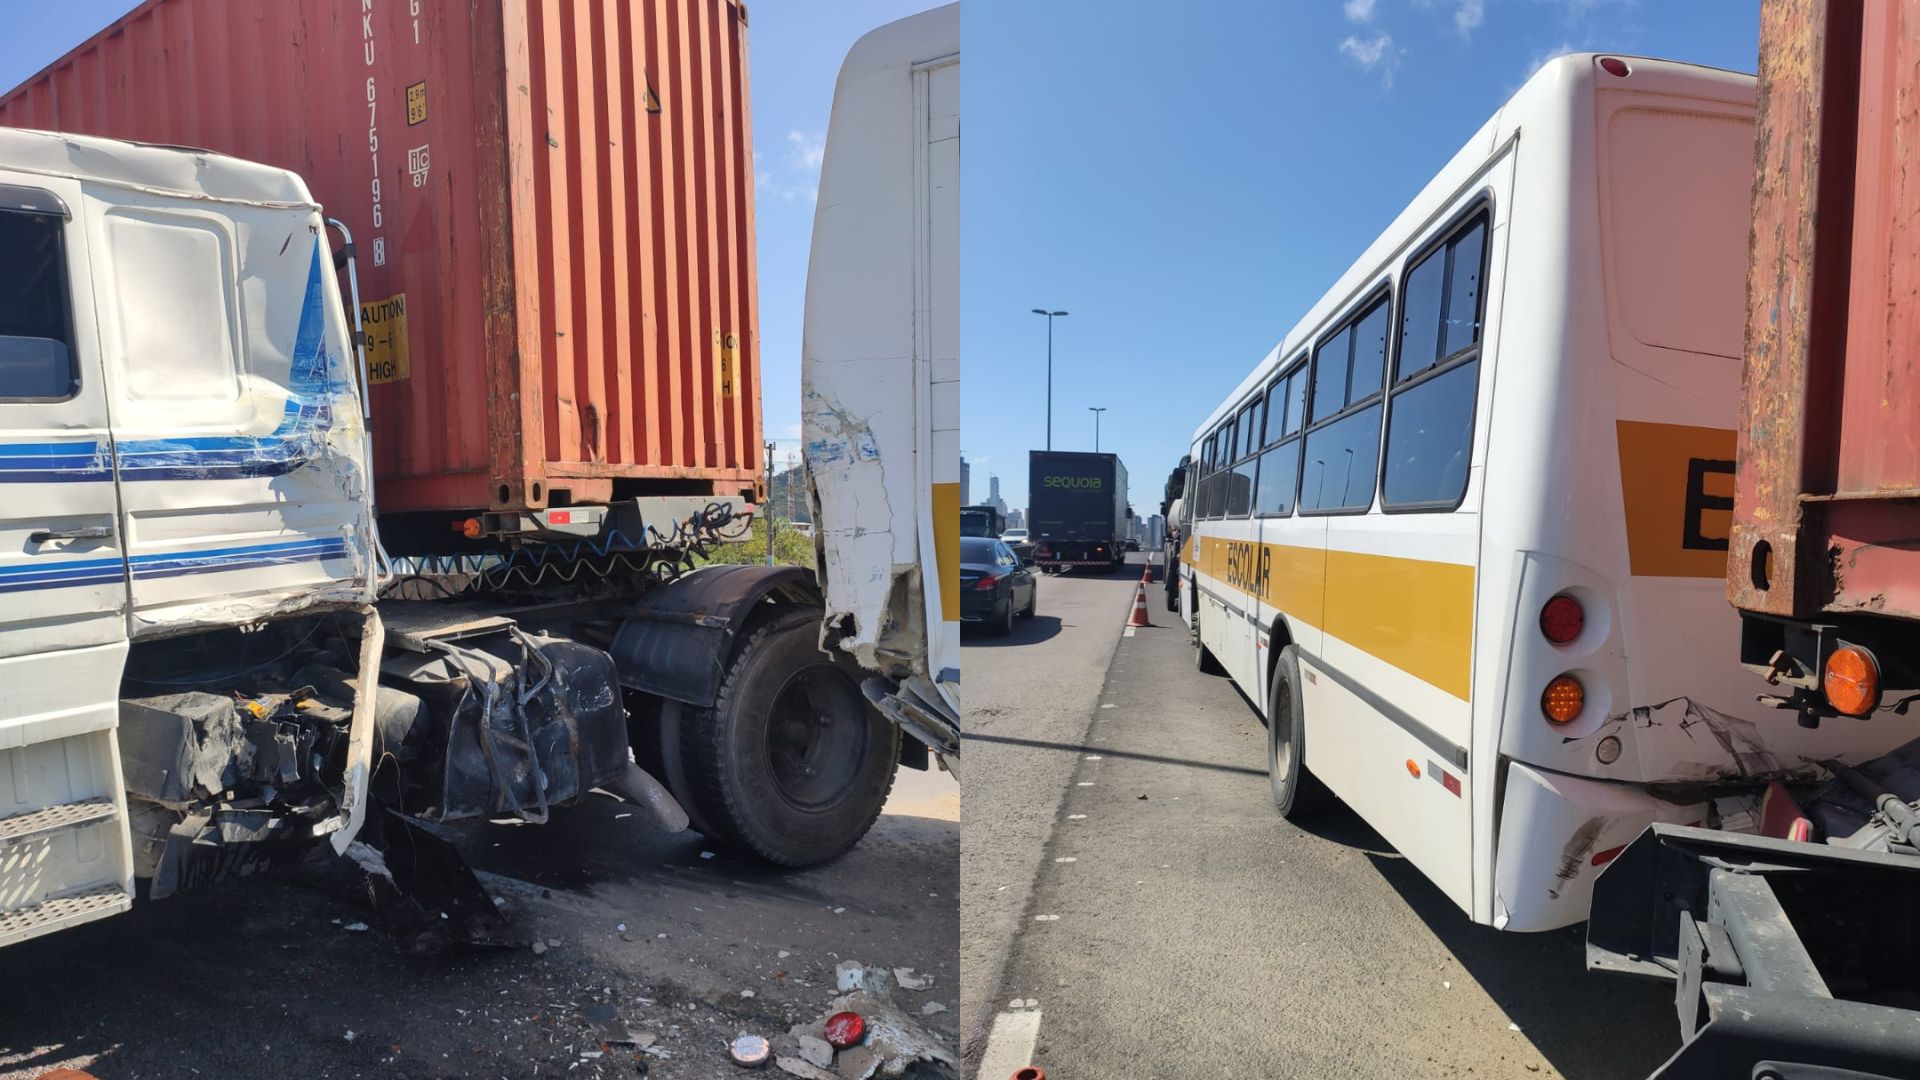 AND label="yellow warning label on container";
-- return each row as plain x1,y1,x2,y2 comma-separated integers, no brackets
406,81,428,126
716,330,738,398
361,293,411,384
